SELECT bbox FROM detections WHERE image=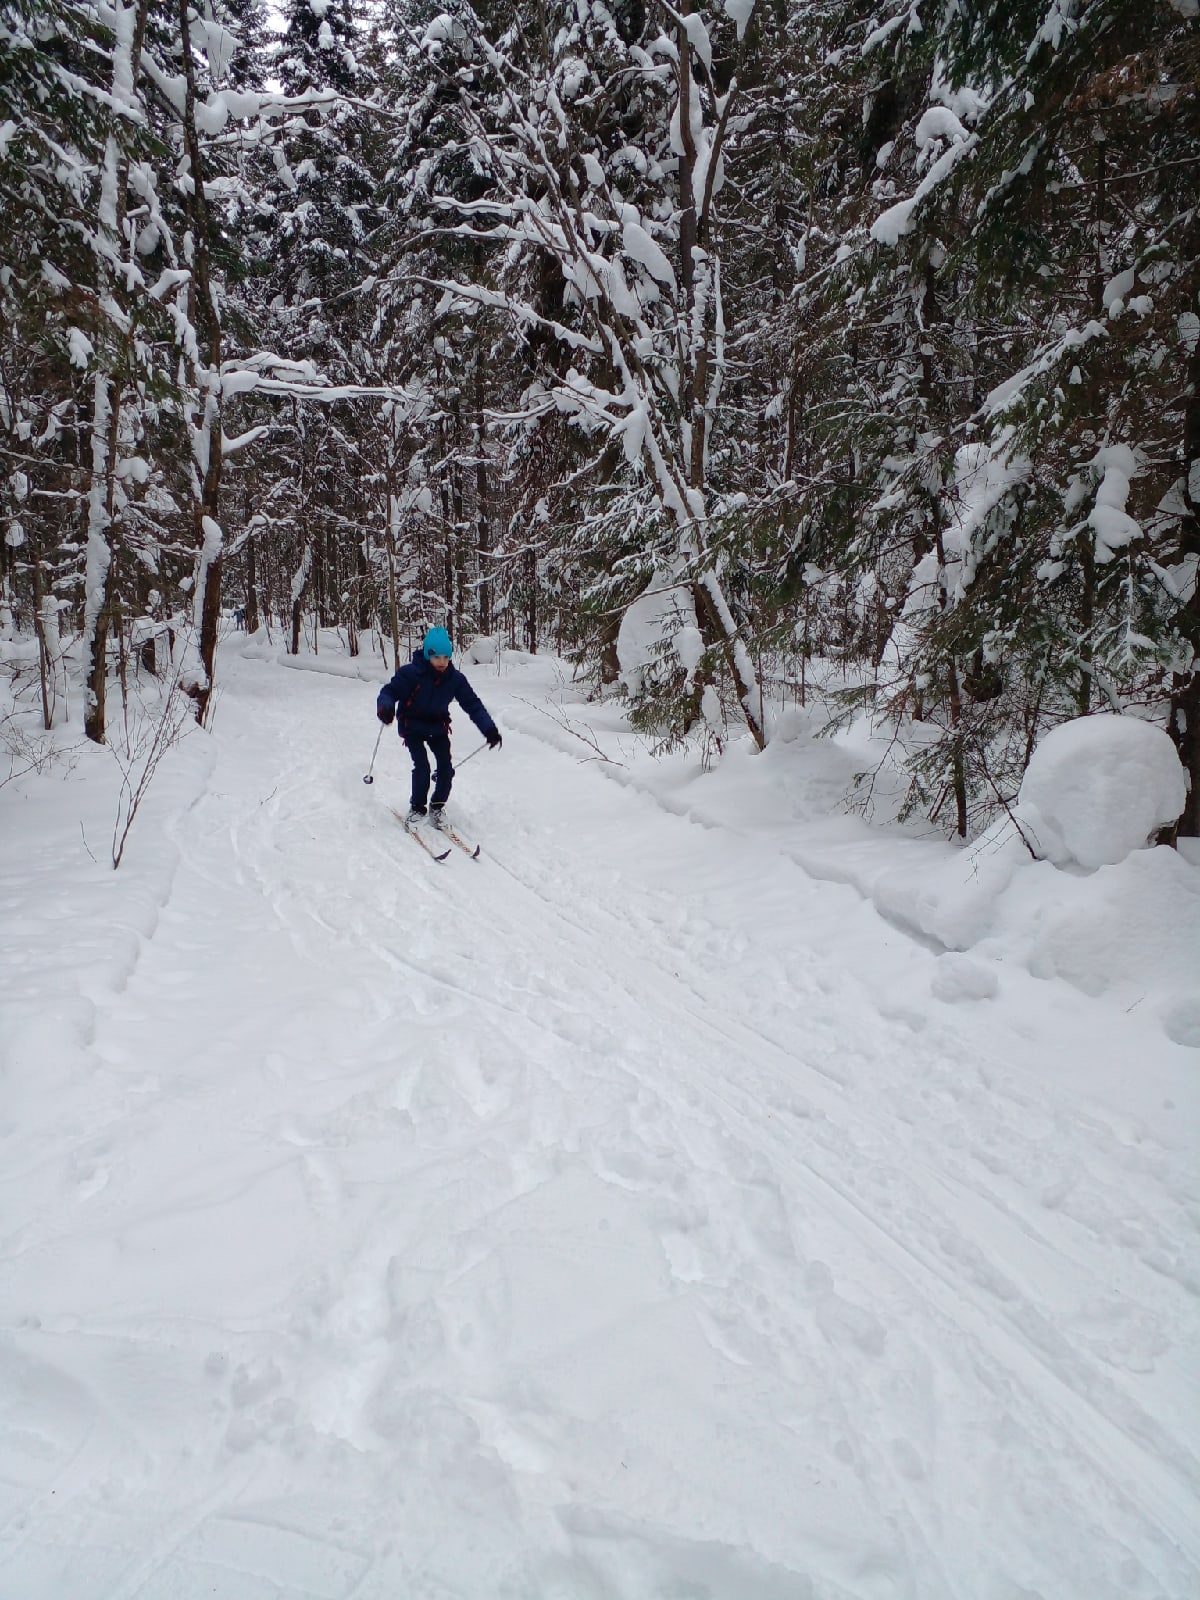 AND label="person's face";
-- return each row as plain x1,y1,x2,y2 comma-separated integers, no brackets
430,652,450,670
